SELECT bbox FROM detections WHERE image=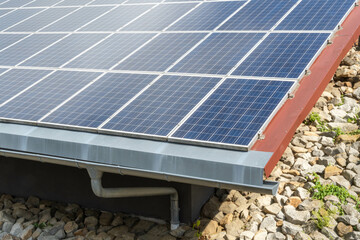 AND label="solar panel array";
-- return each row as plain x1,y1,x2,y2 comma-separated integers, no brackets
0,0,356,150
